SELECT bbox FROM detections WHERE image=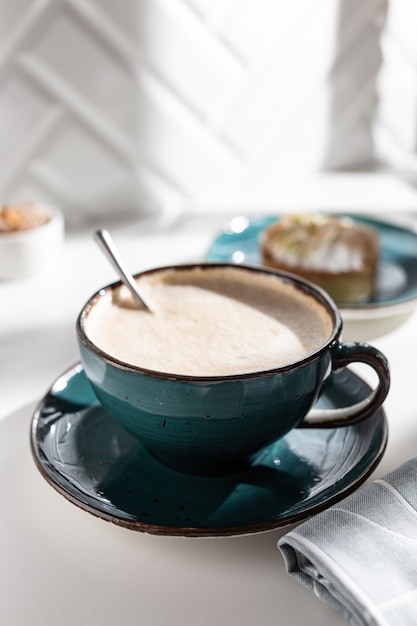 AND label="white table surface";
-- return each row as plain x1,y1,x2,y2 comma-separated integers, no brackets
2,174,417,626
